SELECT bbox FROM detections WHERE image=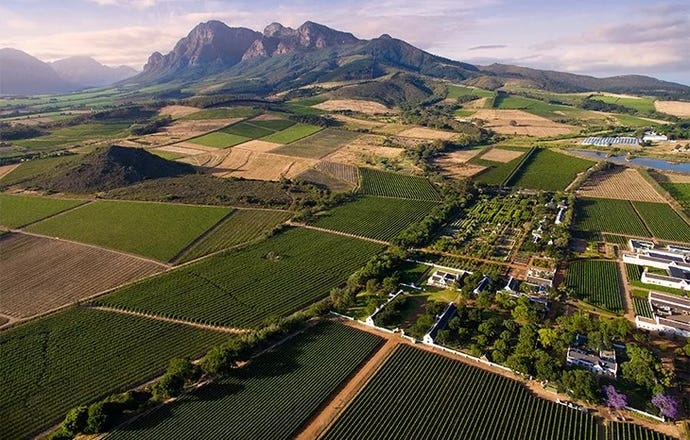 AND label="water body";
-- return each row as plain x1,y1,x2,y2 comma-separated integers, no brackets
568,150,690,174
